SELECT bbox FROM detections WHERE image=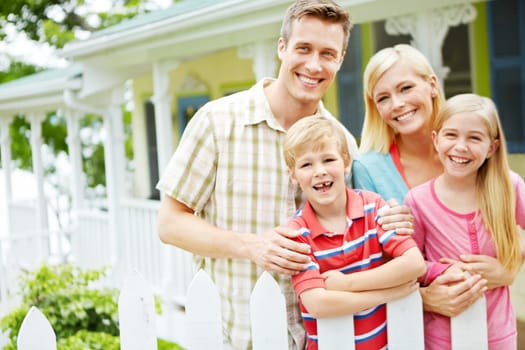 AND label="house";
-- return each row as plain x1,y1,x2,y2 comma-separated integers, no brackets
0,0,524,345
